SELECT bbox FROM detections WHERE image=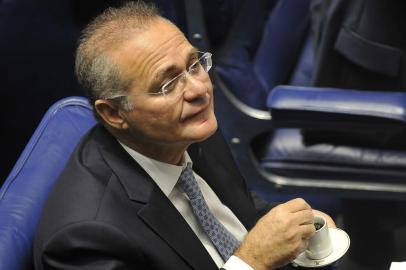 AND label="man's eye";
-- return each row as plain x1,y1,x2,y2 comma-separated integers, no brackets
189,61,201,74
162,80,177,94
